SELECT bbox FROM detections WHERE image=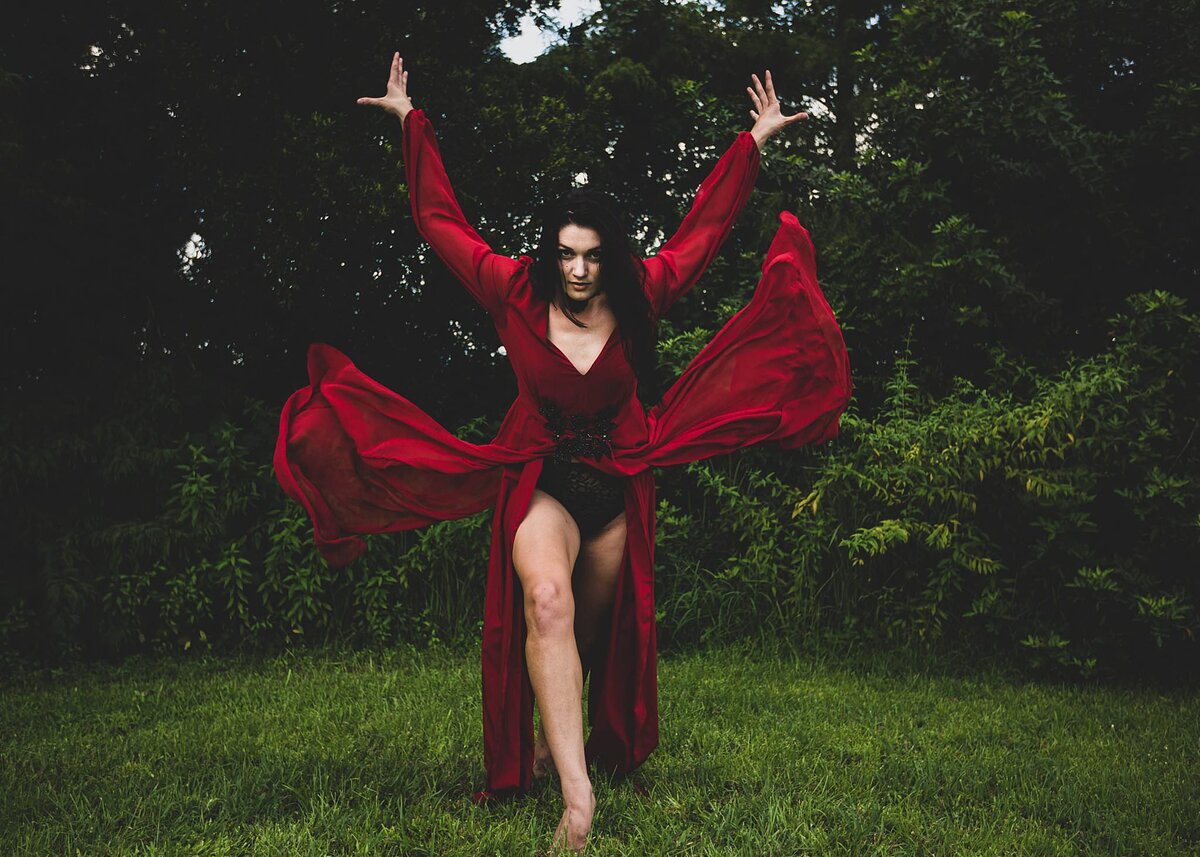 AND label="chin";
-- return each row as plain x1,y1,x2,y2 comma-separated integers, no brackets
564,284,601,303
